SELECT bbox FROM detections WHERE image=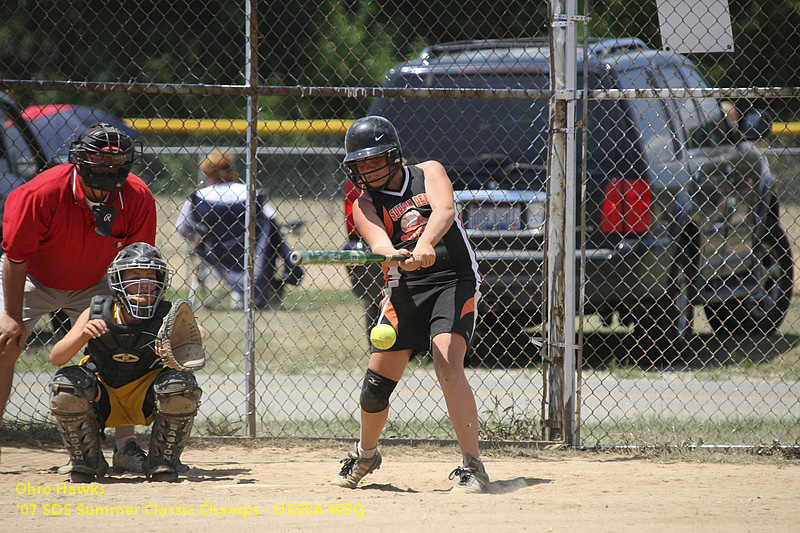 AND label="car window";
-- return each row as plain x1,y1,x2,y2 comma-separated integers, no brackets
373,69,629,187
578,70,630,178
678,65,729,146
656,64,705,148
616,67,678,165
0,107,37,176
